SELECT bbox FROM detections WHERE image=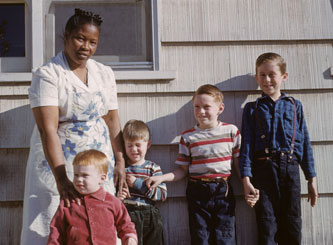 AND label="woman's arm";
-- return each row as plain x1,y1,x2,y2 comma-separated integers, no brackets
103,109,126,193
32,106,80,207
